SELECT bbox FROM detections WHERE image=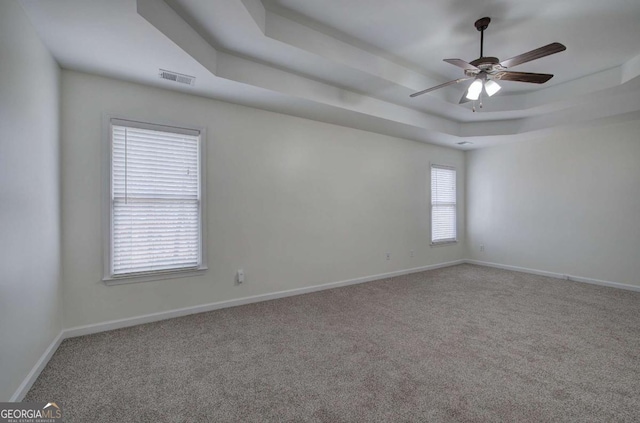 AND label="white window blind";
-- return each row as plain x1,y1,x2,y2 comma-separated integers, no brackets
110,120,201,277
431,165,457,244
